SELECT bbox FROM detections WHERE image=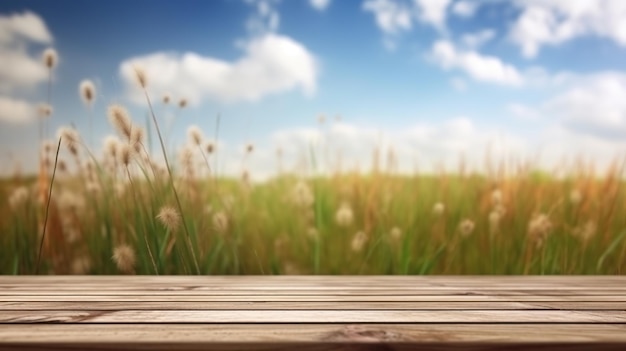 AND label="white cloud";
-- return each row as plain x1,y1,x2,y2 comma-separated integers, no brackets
0,96,34,124
363,0,451,49
0,46,48,93
508,103,541,120
452,0,479,18
531,125,626,178
309,0,332,11
362,0,414,36
0,12,53,93
208,115,626,181
430,40,524,86
120,33,318,105
461,29,496,48
261,117,530,177
543,72,626,140
244,0,281,34
510,0,626,58
414,0,452,31
0,11,52,45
